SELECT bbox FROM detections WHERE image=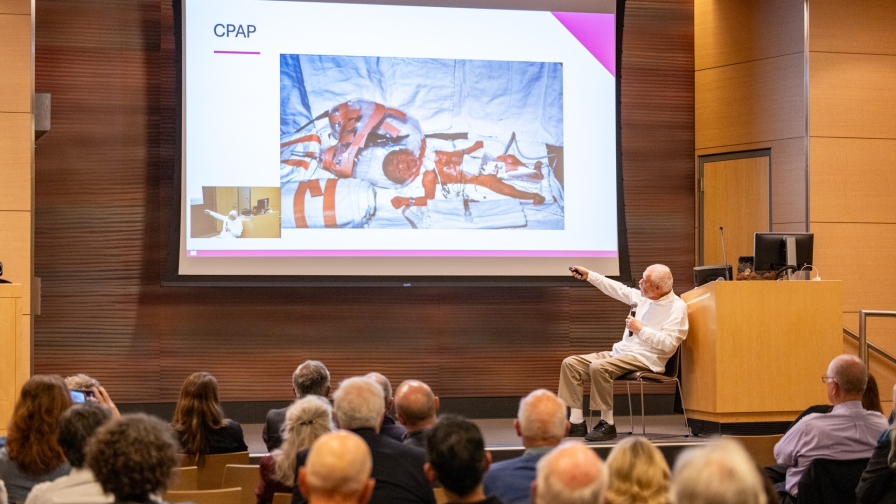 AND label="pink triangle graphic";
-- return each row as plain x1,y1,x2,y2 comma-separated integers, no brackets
551,12,615,77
